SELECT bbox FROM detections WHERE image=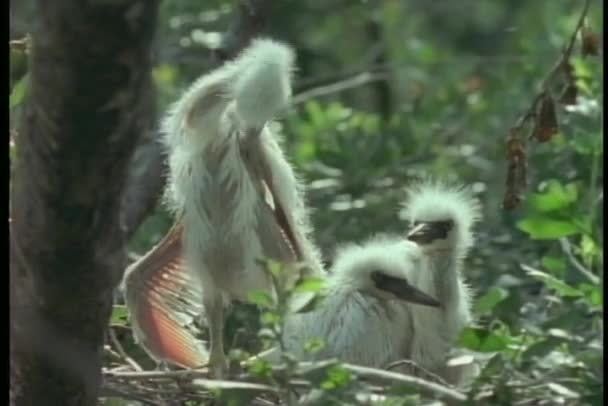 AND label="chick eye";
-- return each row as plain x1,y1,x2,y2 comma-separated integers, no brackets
436,219,454,233
370,270,383,284
370,271,408,290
